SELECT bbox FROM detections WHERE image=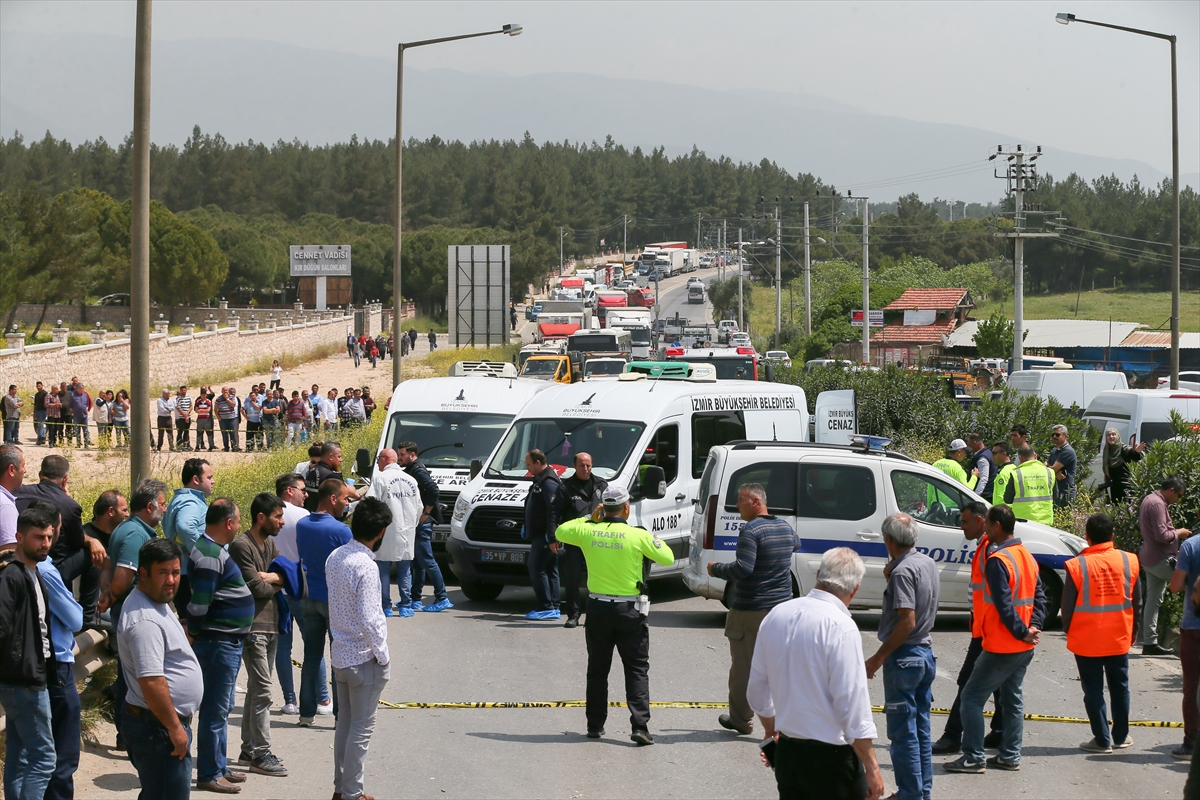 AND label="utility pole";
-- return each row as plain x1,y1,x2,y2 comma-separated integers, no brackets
860,197,870,365
696,213,701,250
721,220,727,282
993,145,1057,373
623,214,627,262
803,201,811,336
559,226,565,276
737,227,744,331
775,207,782,349
129,0,152,491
